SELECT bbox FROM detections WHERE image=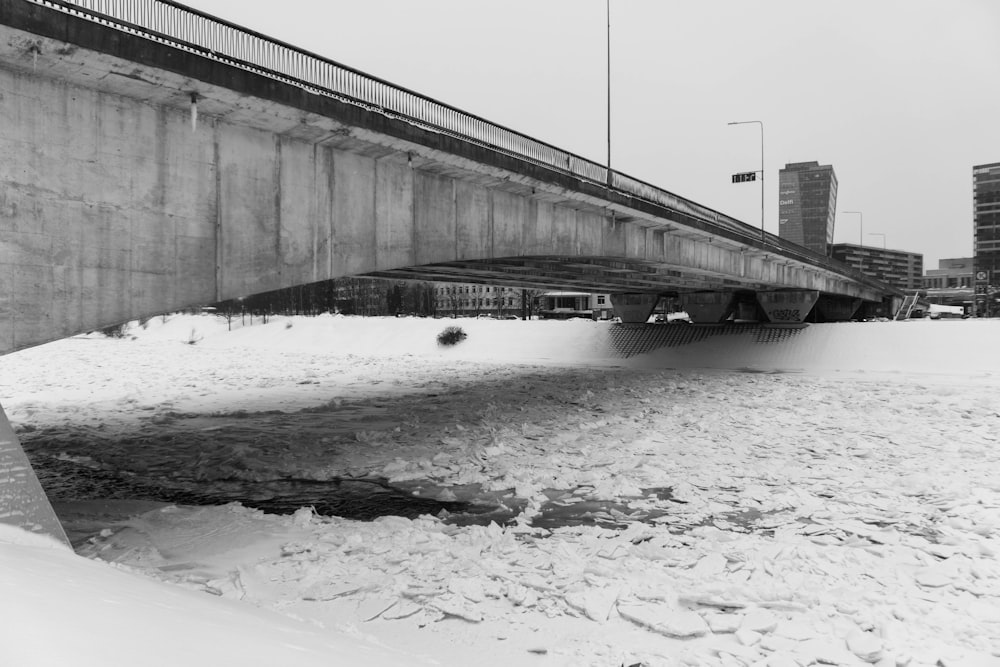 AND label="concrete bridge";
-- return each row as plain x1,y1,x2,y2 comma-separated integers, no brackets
0,0,899,355
0,0,899,539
